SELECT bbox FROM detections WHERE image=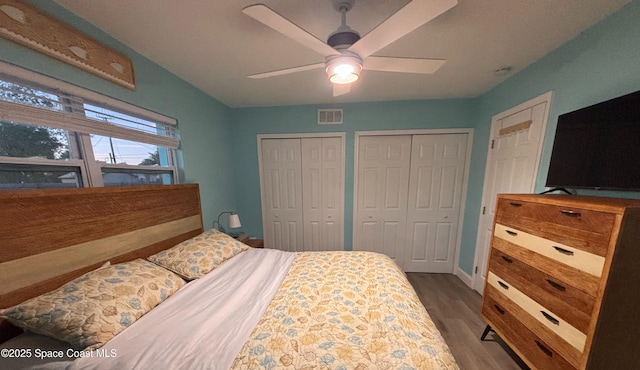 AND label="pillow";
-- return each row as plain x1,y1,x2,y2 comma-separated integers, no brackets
0,259,184,350
147,228,249,280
